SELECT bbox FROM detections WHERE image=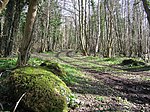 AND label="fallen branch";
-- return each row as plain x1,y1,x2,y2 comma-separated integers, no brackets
0,102,4,110
13,92,26,112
